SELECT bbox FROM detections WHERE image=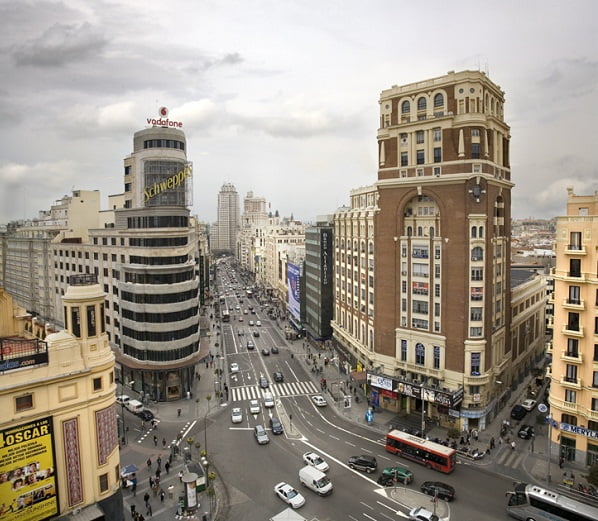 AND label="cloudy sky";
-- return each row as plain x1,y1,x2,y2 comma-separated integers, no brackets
1,0,597,225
